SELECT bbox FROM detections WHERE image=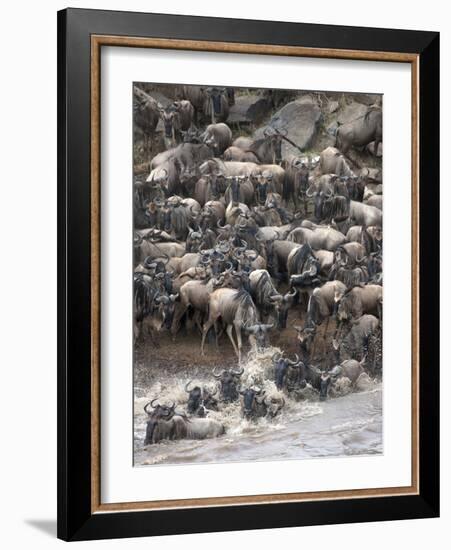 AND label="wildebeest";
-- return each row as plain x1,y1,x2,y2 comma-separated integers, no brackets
185,381,219,416
272,352,302,391
133,86,160,158
319,146,355,176
203,87,229,123
223,146,260,163
282,155,310,211
296,280,347,356
287,226,347,252
336,284,383,322
144,399,225,444
133,273,179,344
333,314,380,362
240,387,285,420
349,200,382,227
202,123,233,155
133,231,185,264
249,269,297,328
335,107,382,155
224,175,254,207
329,358,366,385
201,288,259,362
212,367,244,402
159,100,194,145
241,127,284,165
151,142,213,172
